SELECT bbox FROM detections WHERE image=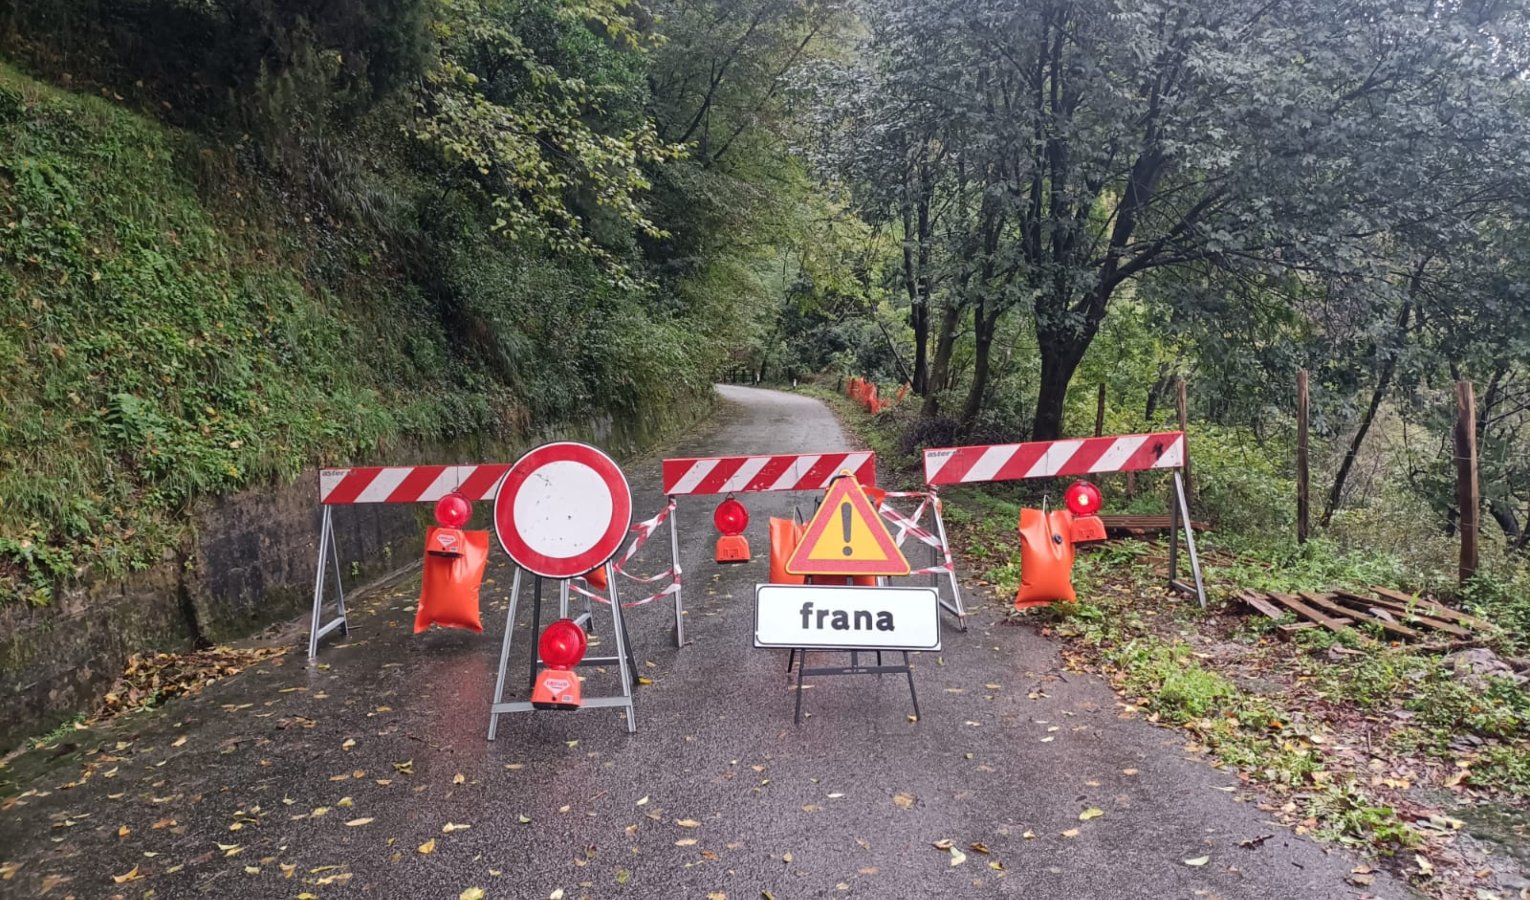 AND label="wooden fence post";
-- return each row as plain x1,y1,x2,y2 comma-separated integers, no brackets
1456,380,1479,584
1094,383,1106,437
1176,378,1192,499
1297,369,1310,544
